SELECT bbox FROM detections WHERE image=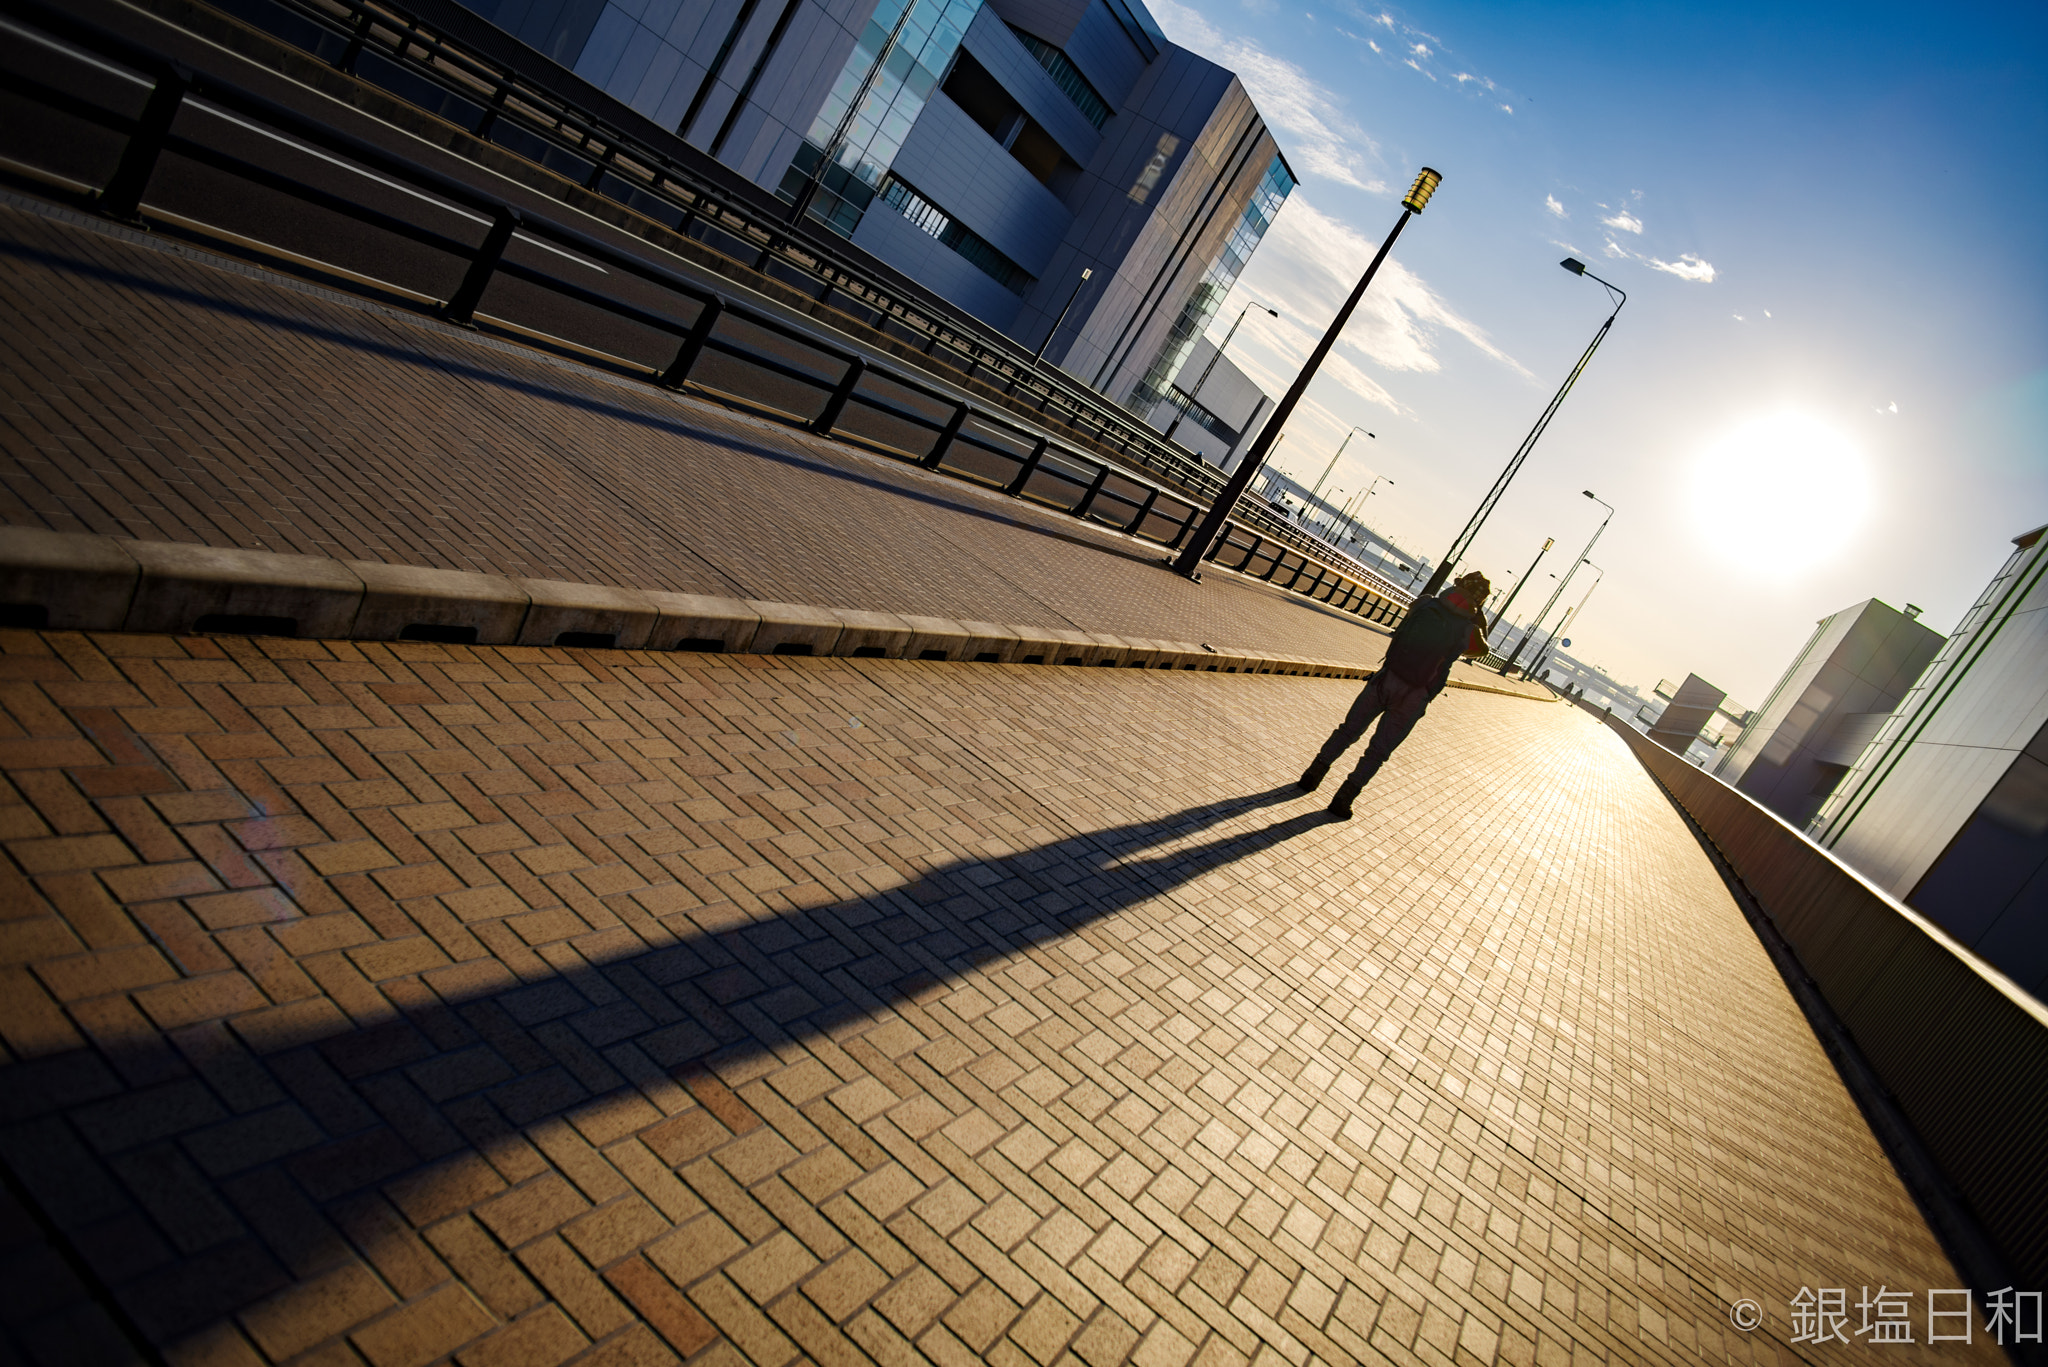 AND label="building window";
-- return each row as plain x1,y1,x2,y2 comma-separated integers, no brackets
776,0,981,236
879,177,1035,294
1127,154,1295,413
1008,27,1111,129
